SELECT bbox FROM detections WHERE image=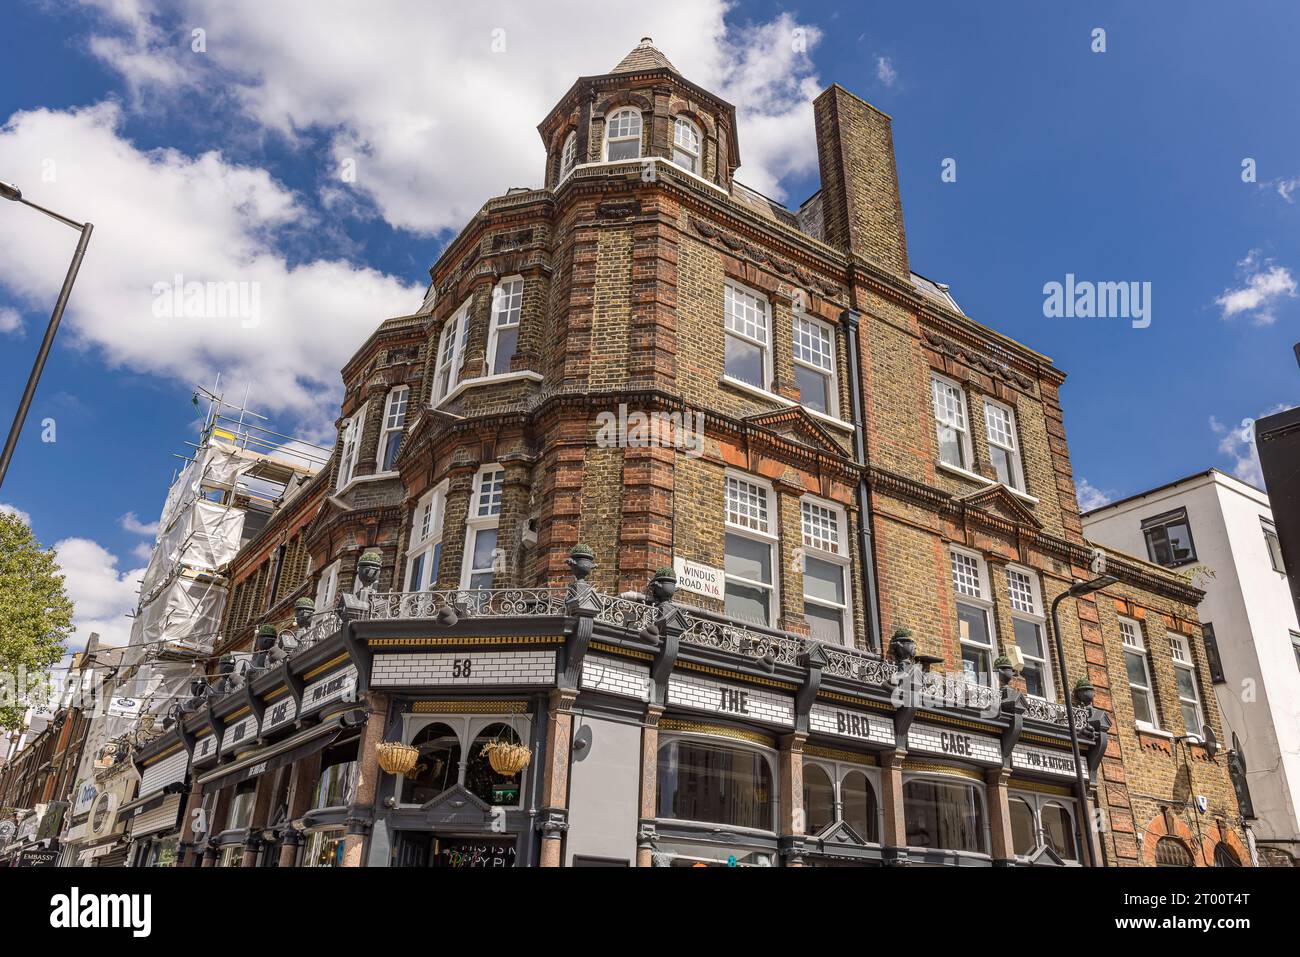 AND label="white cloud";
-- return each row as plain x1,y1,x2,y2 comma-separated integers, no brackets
131,542,153,561
1075,478,1114,512
0,306,21,335
0,502,33,525
119,511,158,536
875,56,898,87
51,537,146,651
0,102,423,430
1214,250,1297,326
1275,176,1299,204
76,1,824,217
1210,407,1290,489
